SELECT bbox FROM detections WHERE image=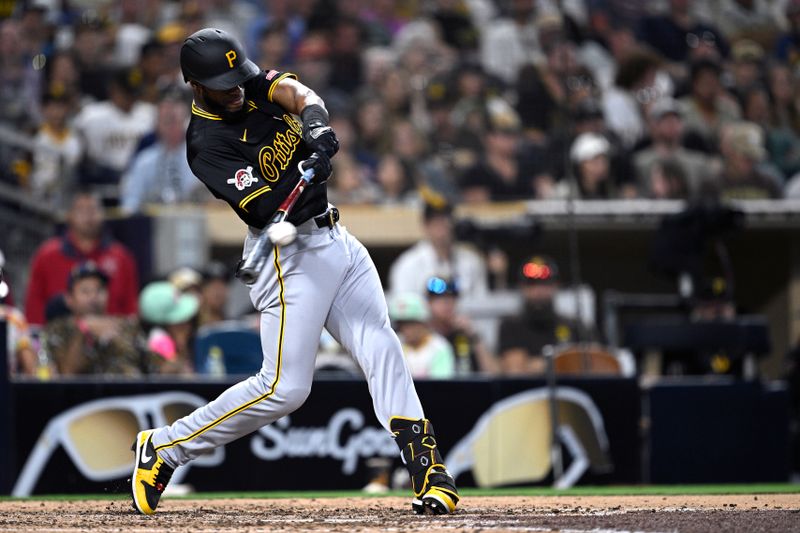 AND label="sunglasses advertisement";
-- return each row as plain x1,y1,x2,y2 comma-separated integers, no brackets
5,378,643,495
